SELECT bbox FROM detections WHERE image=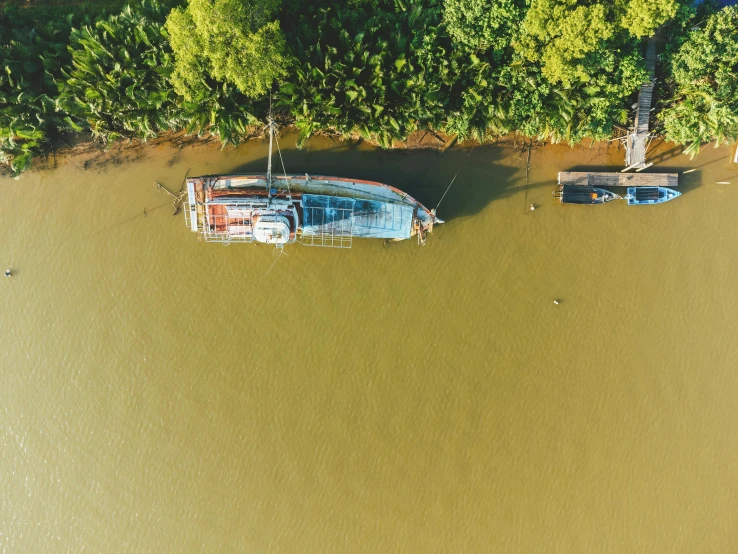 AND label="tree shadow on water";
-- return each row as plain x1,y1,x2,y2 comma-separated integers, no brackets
227,141,522,221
